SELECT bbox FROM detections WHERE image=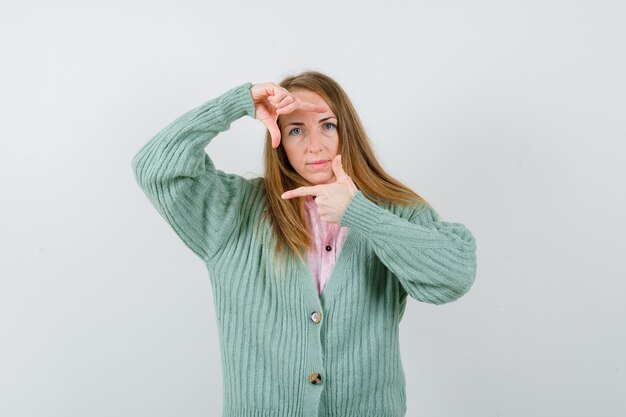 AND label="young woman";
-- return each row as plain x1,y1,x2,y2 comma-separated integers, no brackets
132,70,477,417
